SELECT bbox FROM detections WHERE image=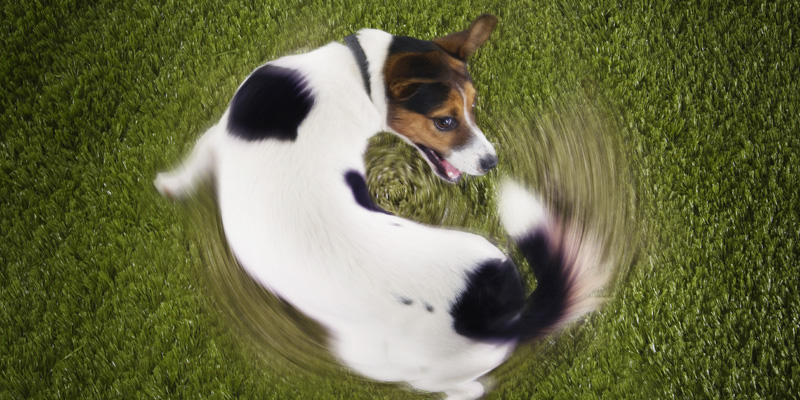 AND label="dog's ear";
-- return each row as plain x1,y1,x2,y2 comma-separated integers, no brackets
386,52,450,100
434,14,497,60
